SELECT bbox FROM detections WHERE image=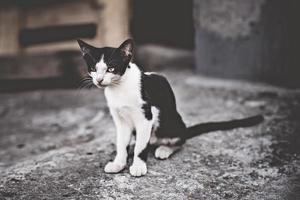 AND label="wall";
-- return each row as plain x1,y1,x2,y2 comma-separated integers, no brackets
194,0,299,87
